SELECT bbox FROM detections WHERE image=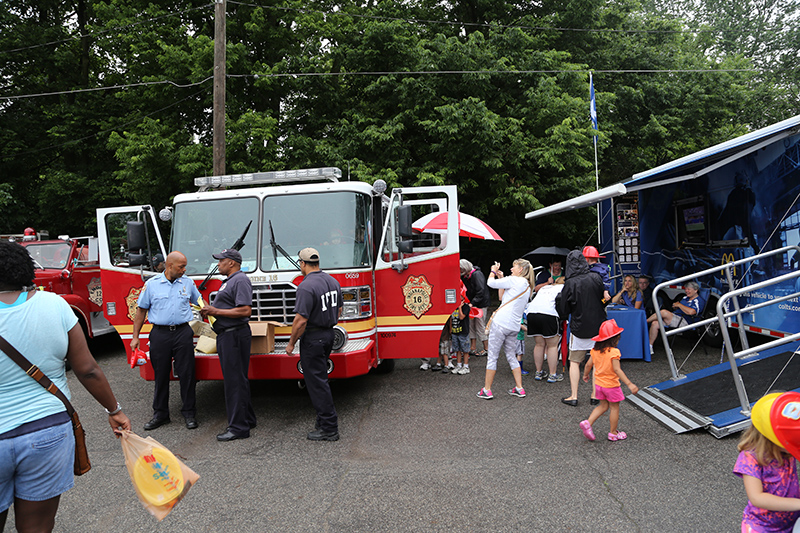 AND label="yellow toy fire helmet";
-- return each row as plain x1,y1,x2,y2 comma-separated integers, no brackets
751,392,784,448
